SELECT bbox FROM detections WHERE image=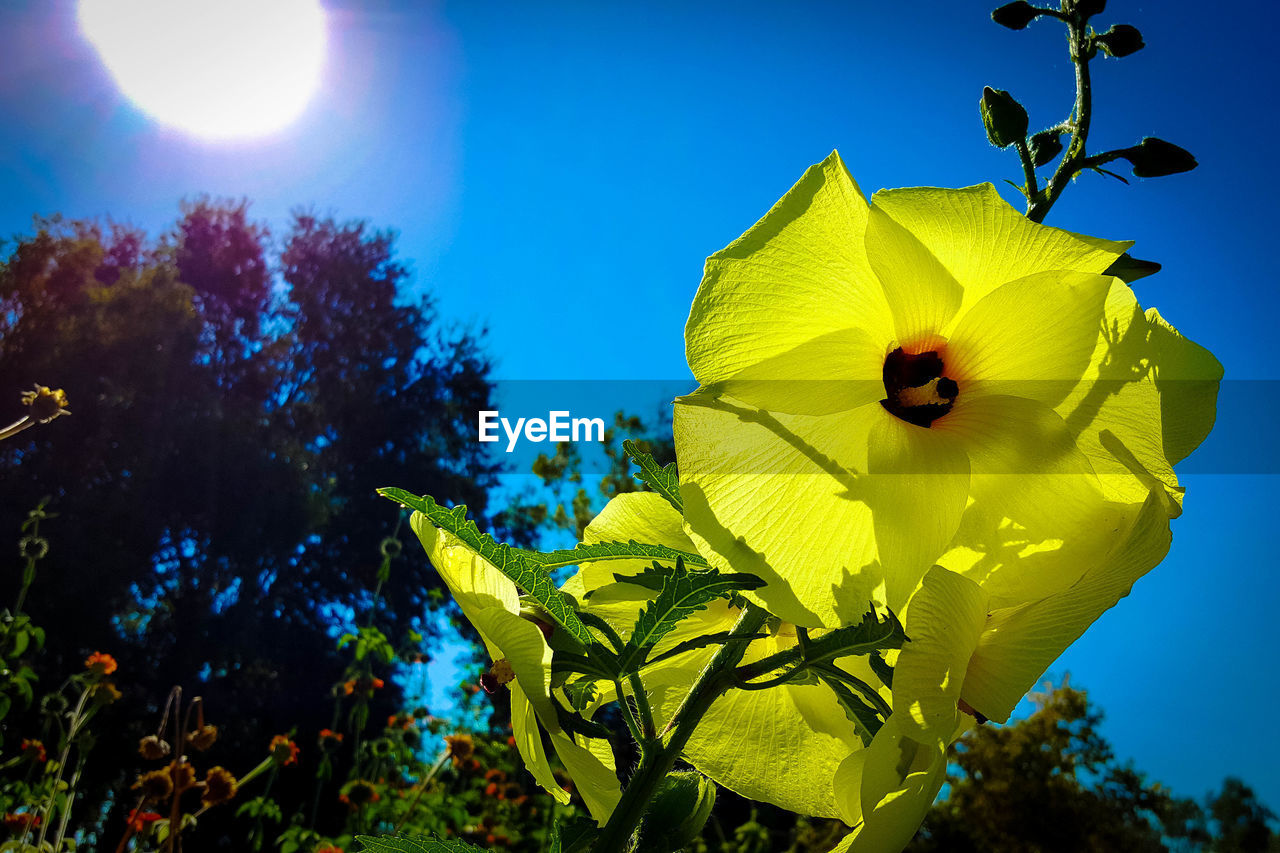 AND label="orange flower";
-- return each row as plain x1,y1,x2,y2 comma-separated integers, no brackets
318,728,343,744
371,677,385,690
340,680,356,696
84,651,118,675
20,739,46,763
268,734,299,766
3,812,40,832
126,809,162,833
